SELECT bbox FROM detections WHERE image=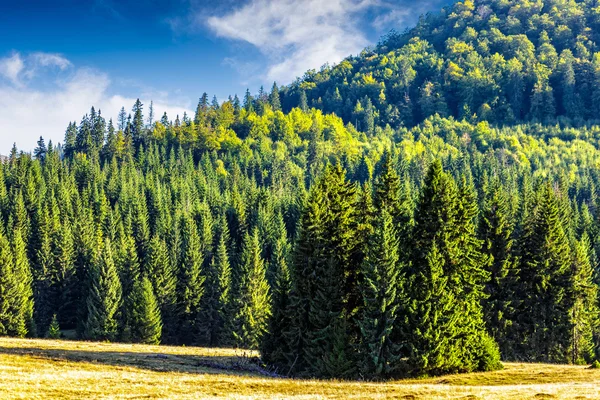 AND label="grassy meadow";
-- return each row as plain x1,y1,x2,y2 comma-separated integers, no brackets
0,338,598,399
